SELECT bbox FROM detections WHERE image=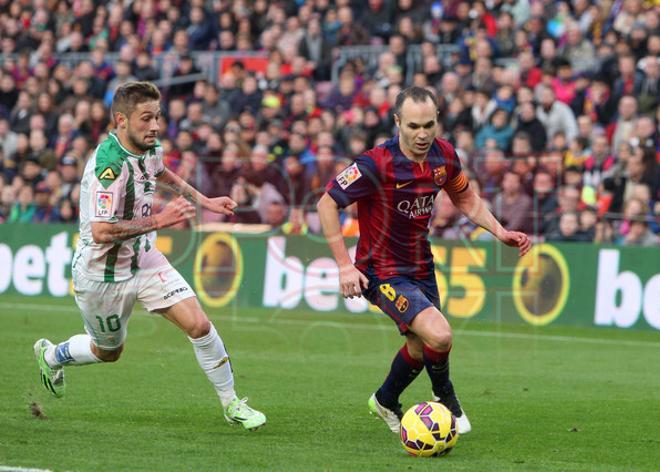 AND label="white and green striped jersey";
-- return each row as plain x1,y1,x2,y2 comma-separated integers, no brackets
72,132,168,282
